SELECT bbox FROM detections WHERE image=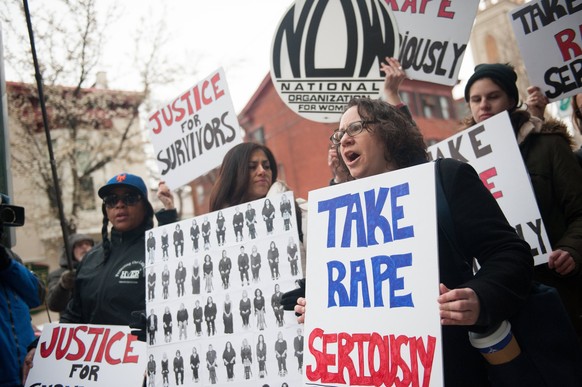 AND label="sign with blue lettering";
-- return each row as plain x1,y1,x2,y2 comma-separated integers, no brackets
147,67,242,190
303,162,443,386
427,111,551,266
